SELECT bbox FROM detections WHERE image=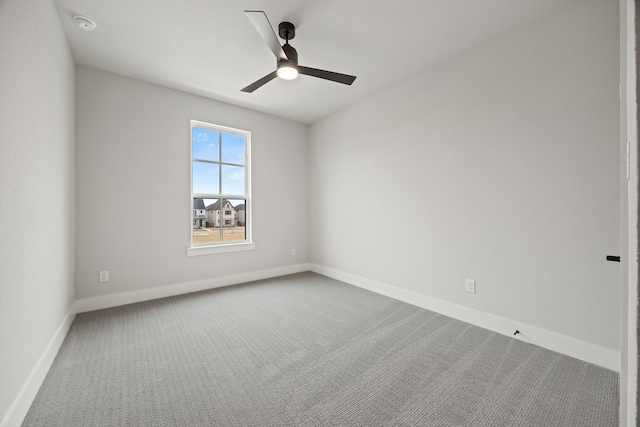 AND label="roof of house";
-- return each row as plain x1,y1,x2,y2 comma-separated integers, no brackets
206,200,238,211
193,198,205,210
205,200,221,210
234,204,245,211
